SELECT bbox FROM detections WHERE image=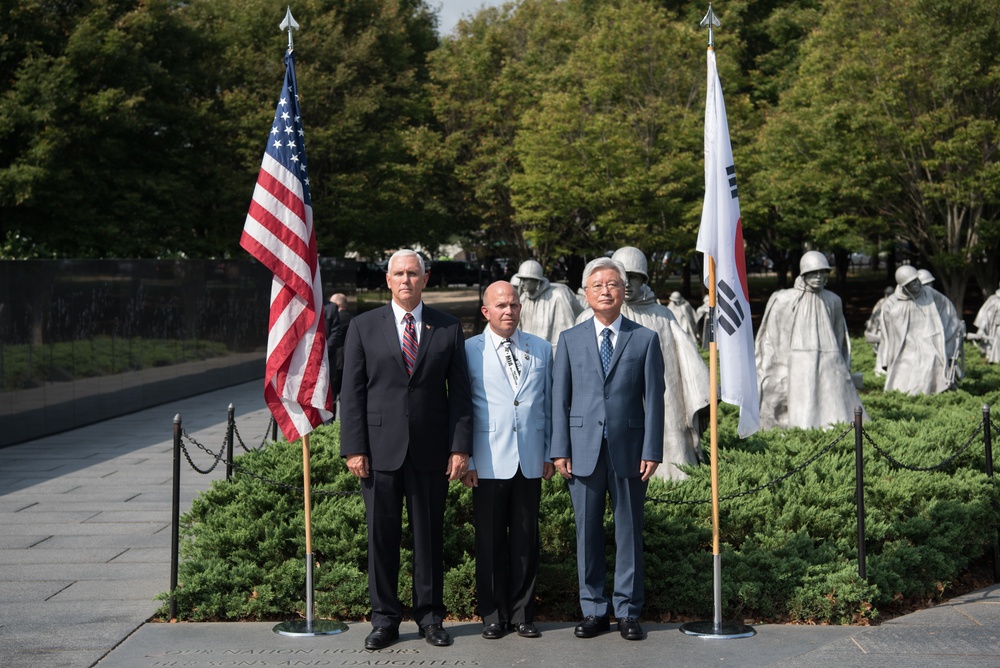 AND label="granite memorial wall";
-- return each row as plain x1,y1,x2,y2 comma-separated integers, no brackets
0,258,356,447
